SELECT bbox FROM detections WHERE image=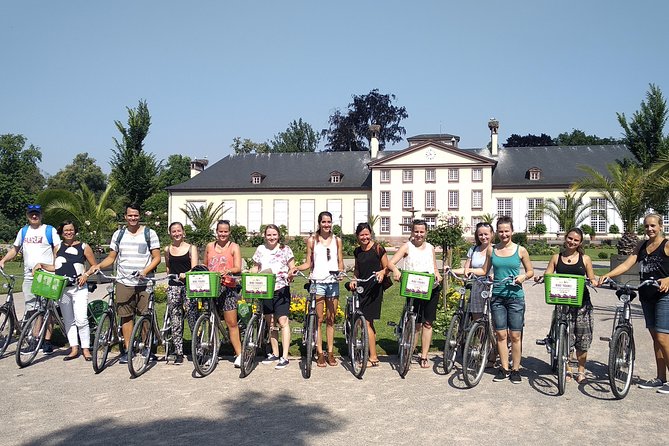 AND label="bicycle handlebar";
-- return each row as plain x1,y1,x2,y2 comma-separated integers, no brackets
601,277,660,291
